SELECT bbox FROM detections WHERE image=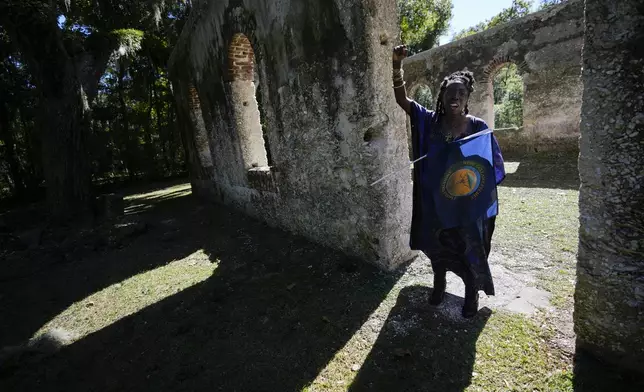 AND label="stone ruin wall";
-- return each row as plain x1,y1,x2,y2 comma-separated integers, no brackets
168,0,643,372
575,0,644,374
403,0,585,155
169,0,414,270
